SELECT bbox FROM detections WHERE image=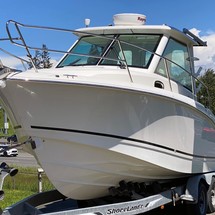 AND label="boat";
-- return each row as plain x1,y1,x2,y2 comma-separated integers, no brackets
0,13,215,200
